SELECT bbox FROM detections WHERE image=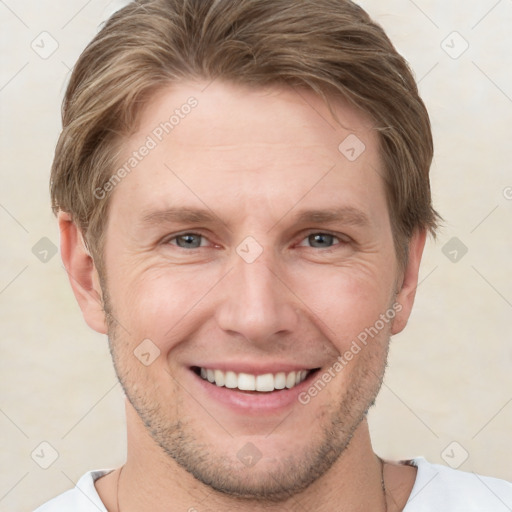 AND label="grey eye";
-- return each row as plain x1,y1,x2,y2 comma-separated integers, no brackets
307,233,336,248
174,234,203,249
